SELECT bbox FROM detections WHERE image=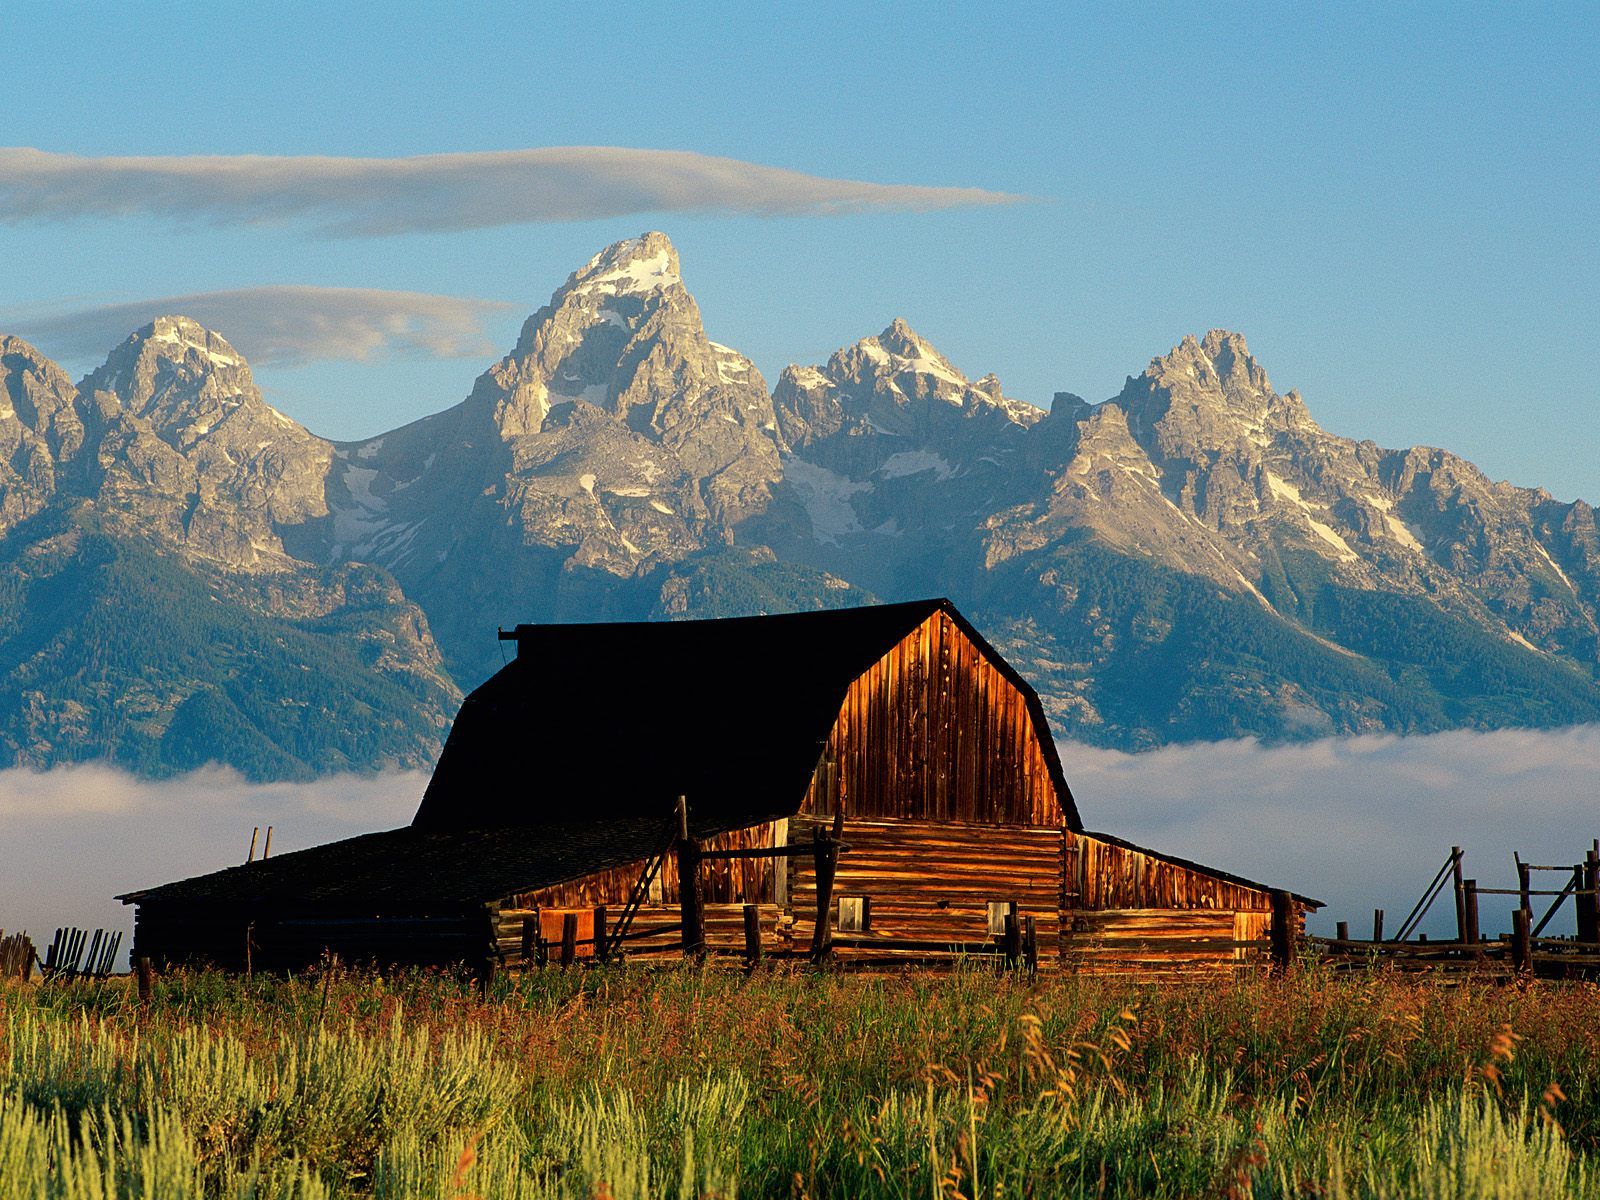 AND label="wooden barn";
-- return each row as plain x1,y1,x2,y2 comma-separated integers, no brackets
120,599,1319,977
